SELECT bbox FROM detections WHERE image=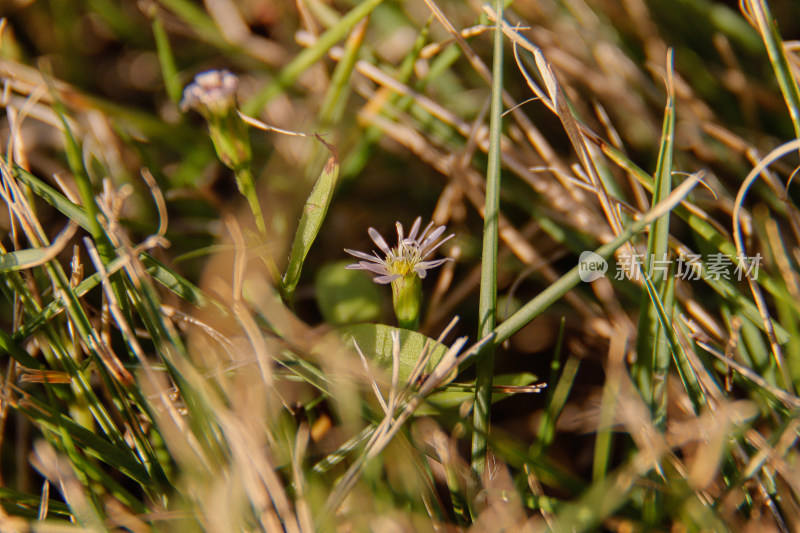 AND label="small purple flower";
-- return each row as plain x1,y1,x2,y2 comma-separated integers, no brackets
345,217,454,284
